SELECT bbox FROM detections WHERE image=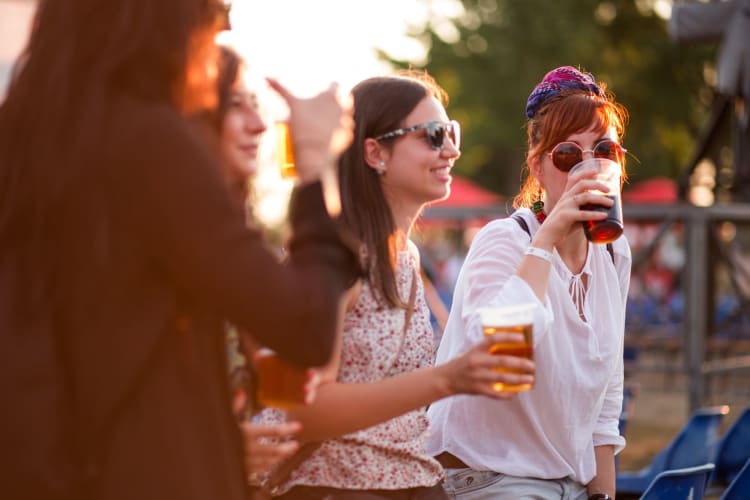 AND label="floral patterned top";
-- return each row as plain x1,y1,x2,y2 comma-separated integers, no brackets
262,246,443,494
